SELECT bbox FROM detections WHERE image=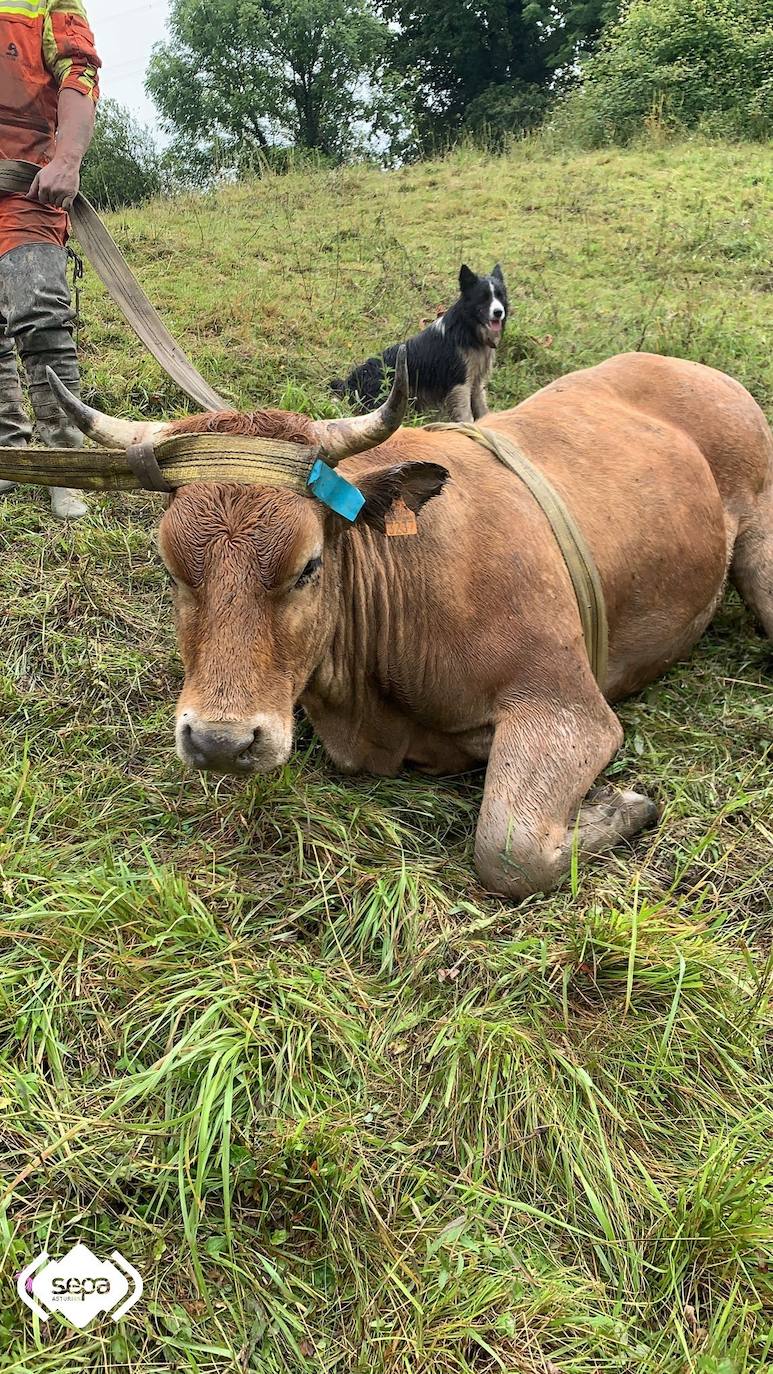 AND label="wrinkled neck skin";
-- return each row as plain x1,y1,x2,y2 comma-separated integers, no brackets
301,525,492,778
